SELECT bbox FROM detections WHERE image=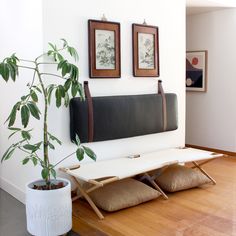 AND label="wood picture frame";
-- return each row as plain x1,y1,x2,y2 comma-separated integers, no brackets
132,24,159,77
88,19,121,78
186,50,207,92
